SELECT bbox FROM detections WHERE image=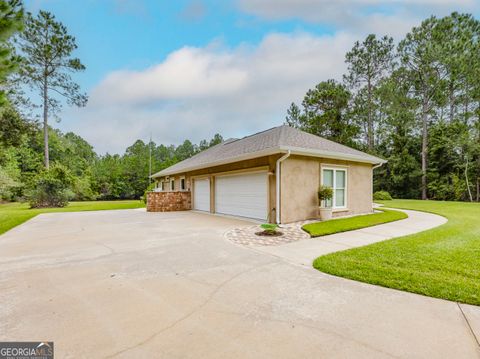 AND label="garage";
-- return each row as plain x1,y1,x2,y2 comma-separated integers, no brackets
215,171,268,221
193,178,210,211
